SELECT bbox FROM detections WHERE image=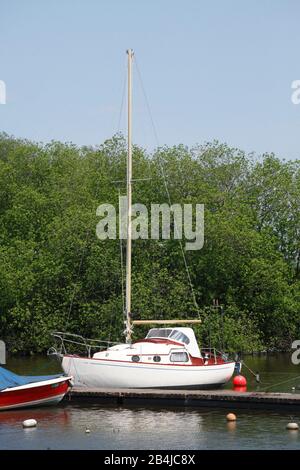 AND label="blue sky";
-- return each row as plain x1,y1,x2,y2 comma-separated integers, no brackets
1,0,300,159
